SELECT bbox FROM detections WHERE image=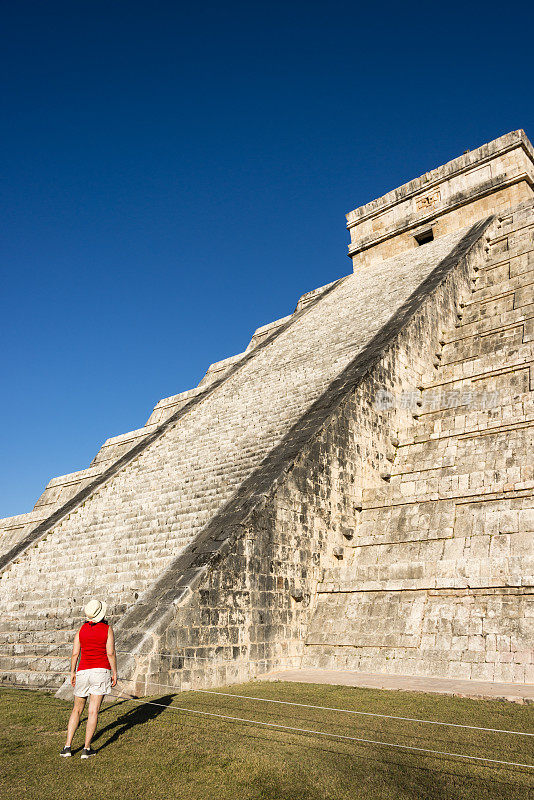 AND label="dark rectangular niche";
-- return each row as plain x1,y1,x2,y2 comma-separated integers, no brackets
414,228,434,246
